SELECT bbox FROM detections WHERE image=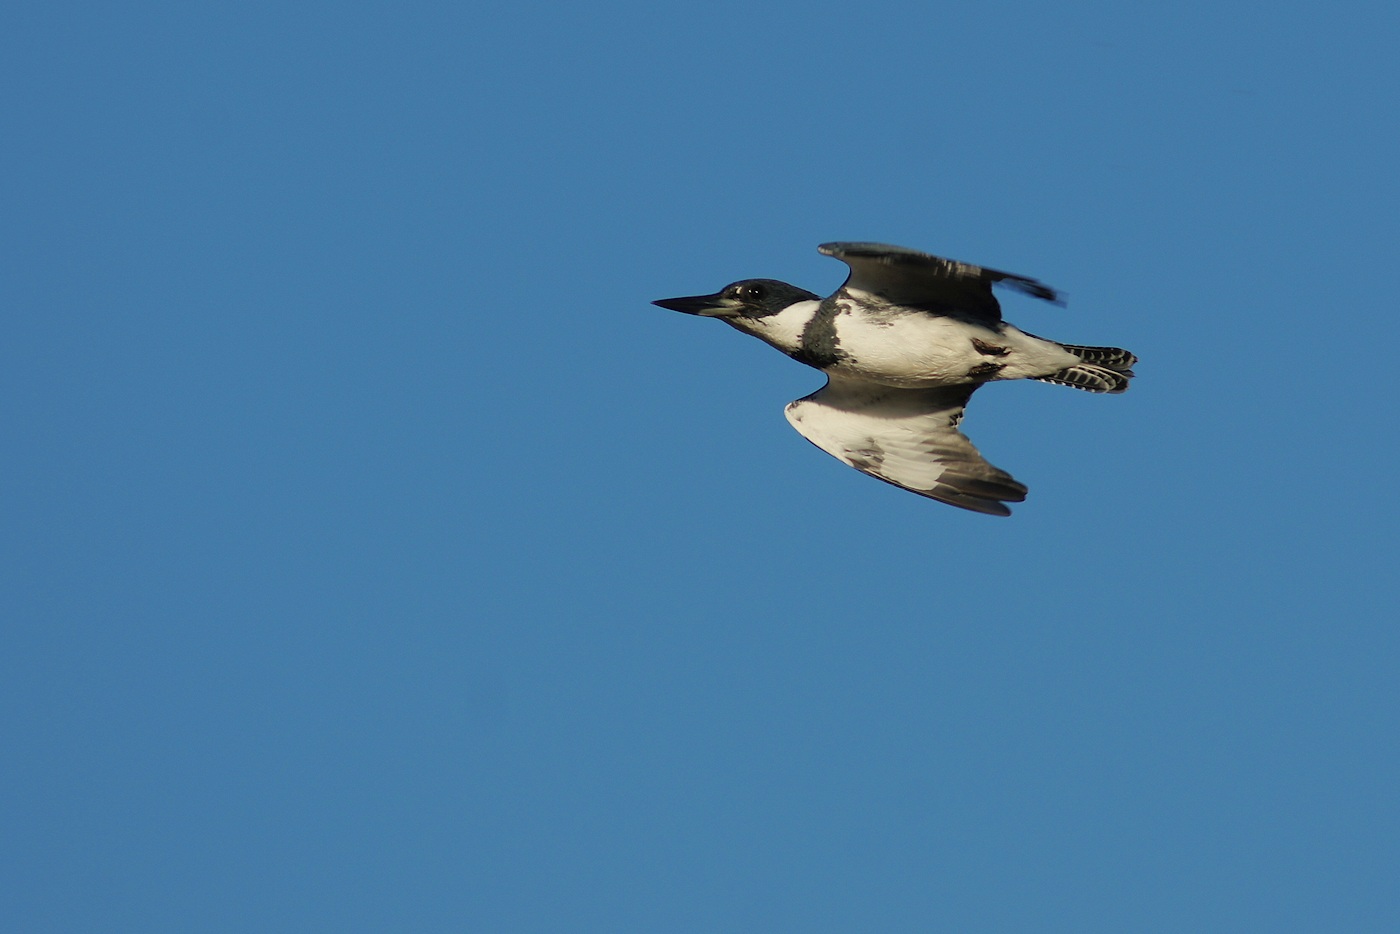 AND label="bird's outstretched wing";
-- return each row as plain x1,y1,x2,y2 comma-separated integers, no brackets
784,376,1027,516
818,242,1062,325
